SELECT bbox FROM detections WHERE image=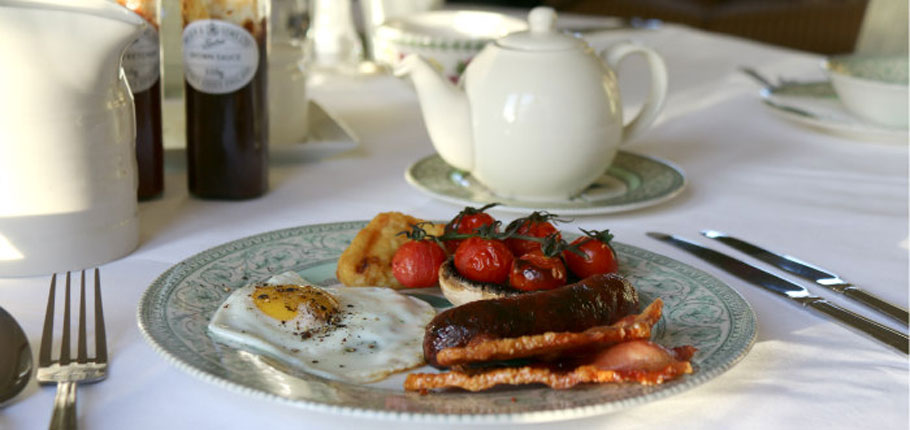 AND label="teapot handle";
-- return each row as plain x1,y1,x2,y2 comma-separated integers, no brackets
600,42,668,143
